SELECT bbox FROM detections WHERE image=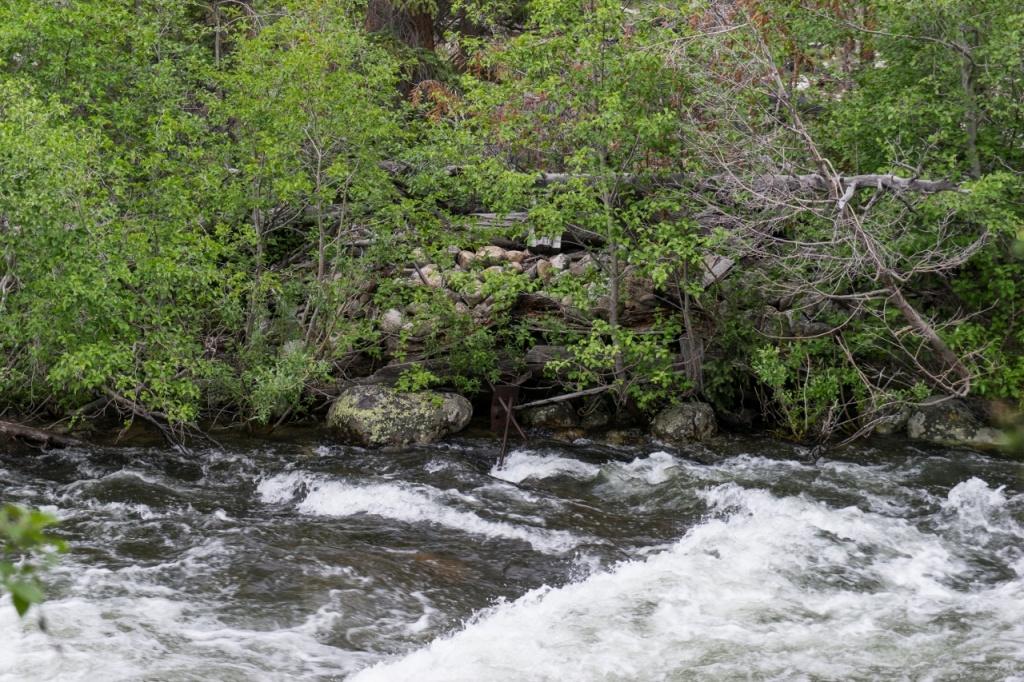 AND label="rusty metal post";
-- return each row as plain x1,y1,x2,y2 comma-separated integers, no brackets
490,385,524,468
